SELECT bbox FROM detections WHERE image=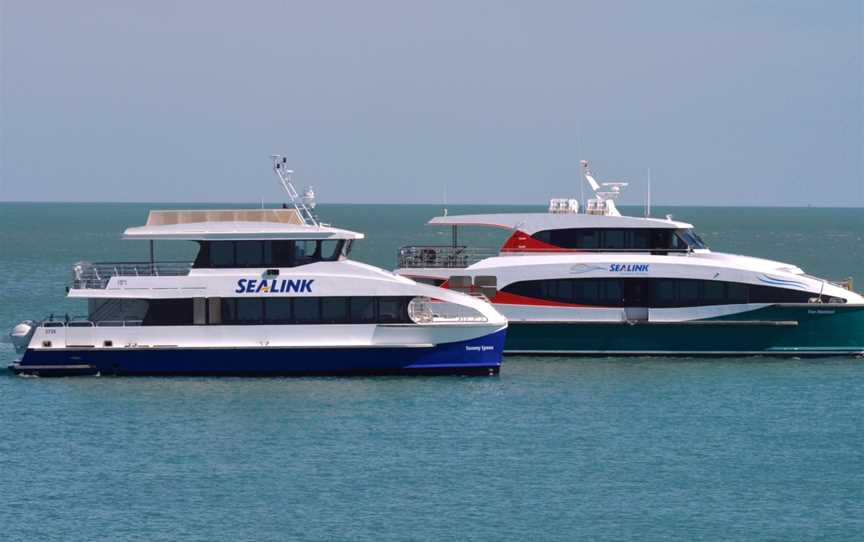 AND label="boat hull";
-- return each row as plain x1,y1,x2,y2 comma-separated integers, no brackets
10,328,507,376
503,305,864,356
